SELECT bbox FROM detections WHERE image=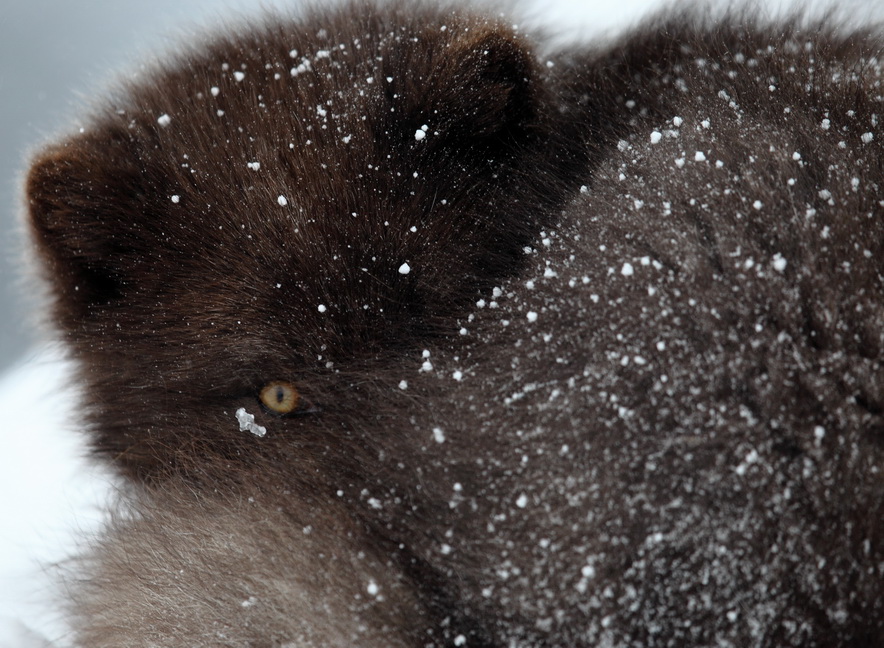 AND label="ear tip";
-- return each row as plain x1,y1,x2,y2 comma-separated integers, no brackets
27,137,108,232
25,140,95,258
419,26,541,149
26,150,64,233
26,144,76,211
455,28,537,77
